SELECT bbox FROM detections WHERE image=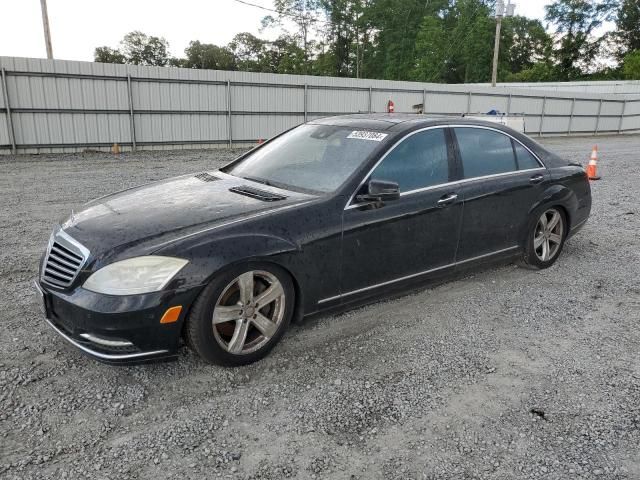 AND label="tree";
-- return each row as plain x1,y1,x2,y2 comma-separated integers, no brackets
545,0,616,80
183,41,236,70
623,50,640,79
267,35,308,73
261,0,324,73
365,0,450,80
228,32,269,72
412,15,448,82
506,62,557,82
120,31,170,66
502,16,553,75
615,0,640,59
94,47,125,64
412,0,496,84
